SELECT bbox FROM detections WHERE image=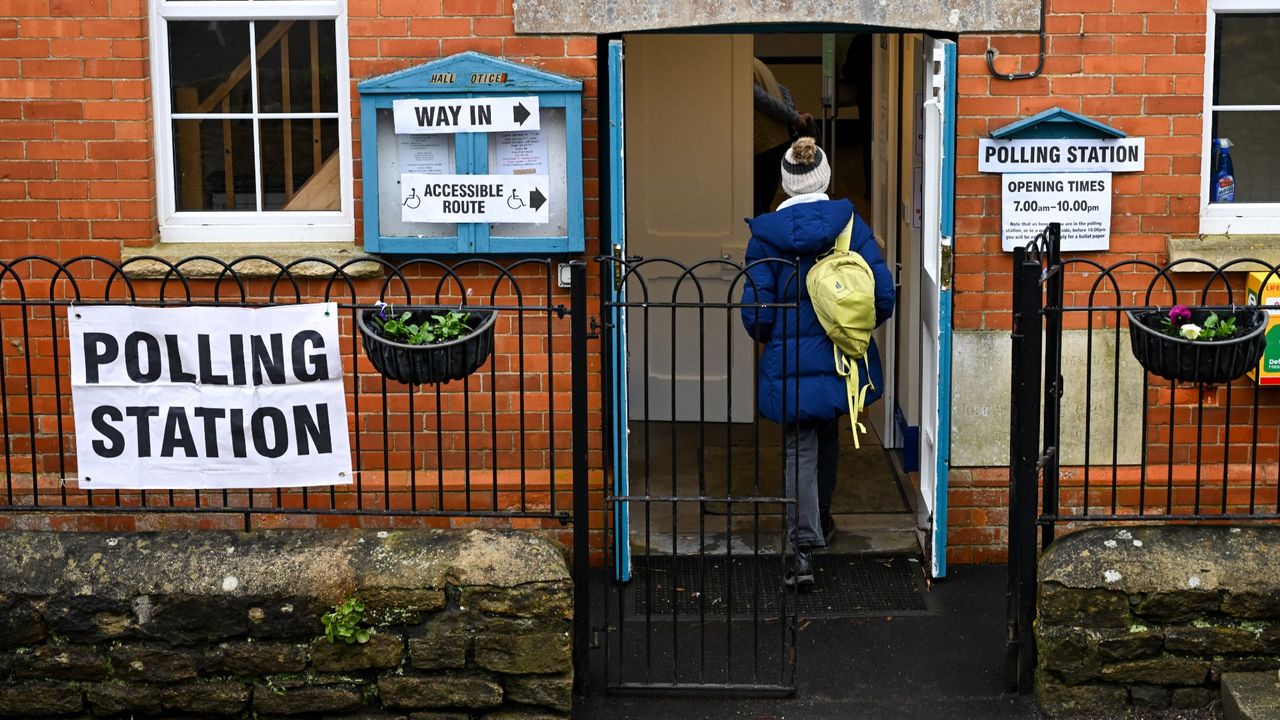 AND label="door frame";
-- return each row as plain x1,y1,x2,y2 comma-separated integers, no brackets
597,28,959,578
